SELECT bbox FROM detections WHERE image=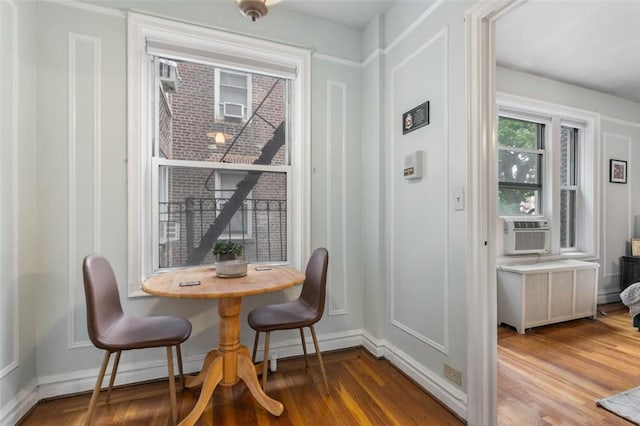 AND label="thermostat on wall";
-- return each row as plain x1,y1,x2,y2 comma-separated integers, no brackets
403,151,423,180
